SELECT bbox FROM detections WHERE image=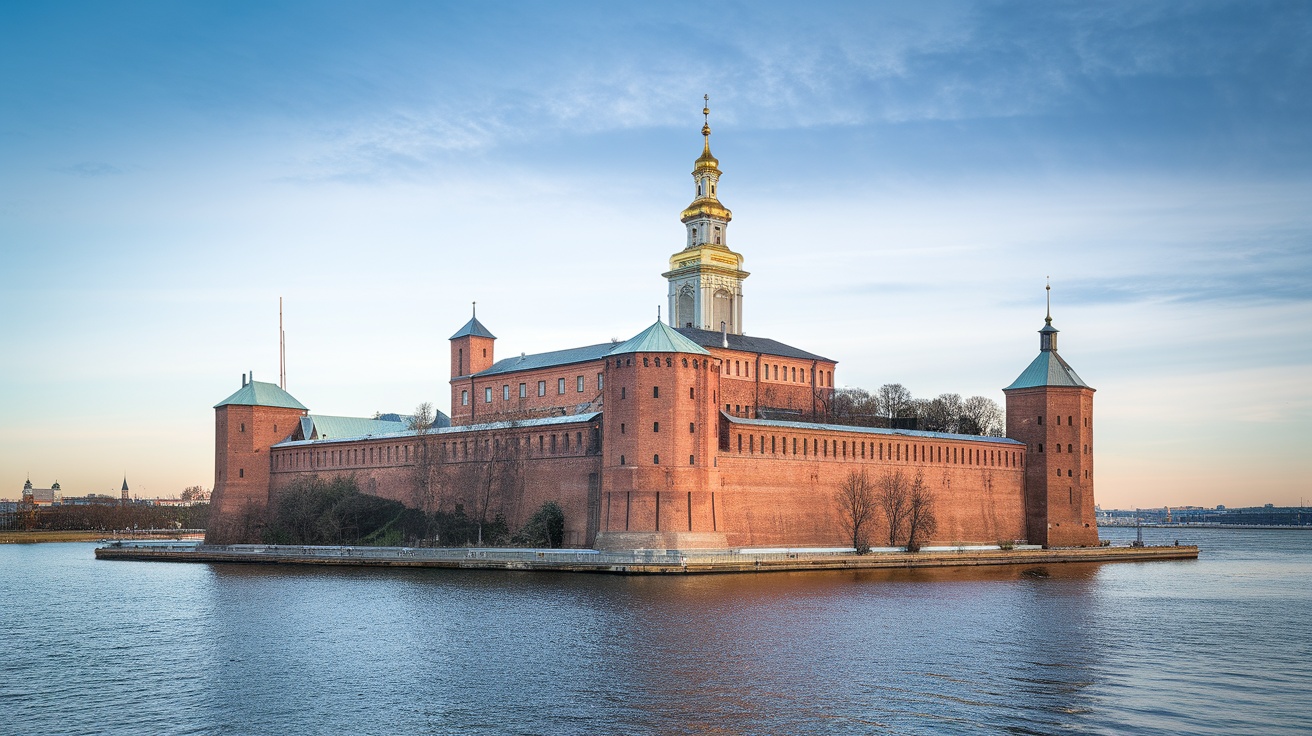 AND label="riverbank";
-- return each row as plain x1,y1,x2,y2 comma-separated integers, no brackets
2,530,204,544
94,541,1198,574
